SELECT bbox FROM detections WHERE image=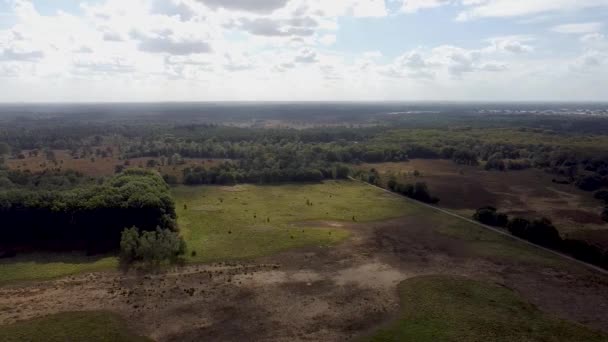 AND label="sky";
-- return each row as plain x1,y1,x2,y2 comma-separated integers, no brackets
0,0,607,102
